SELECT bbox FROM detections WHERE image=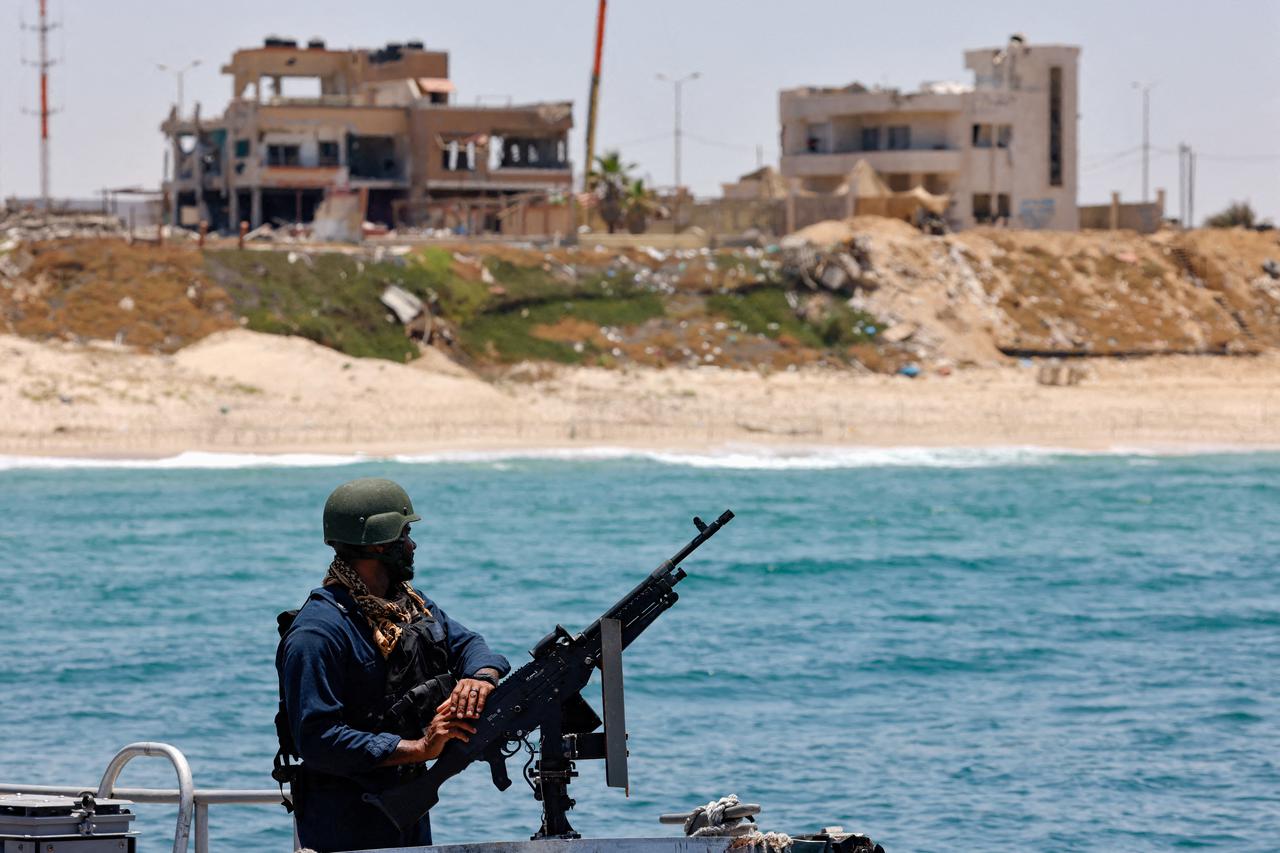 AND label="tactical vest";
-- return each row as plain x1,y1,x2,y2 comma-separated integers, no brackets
272,589,455,813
